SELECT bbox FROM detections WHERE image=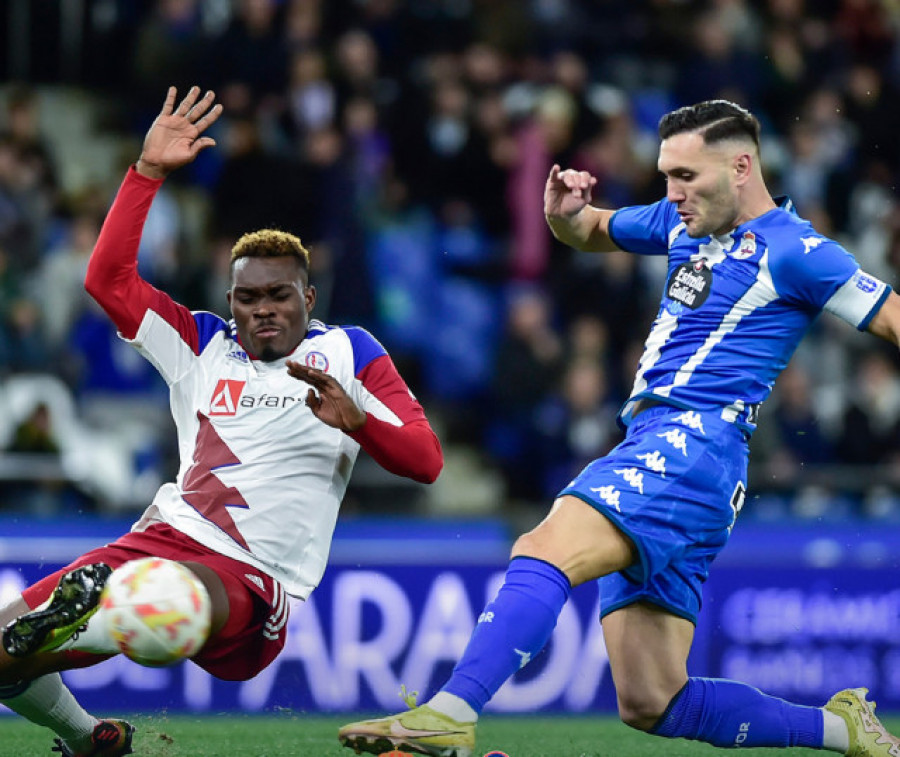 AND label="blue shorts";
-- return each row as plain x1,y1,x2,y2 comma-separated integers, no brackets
560,404,749,624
